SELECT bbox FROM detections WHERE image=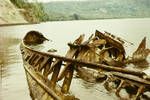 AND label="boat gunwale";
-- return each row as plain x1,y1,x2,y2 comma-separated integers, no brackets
21,41,146,78
24,61,62,100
